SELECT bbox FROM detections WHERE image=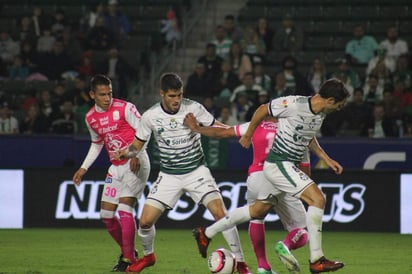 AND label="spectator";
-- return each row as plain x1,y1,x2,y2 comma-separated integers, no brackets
245,89,270,121
330,57,361,90
334,71,355,102
227,42,252,81
50,99,78,134
369,60,393,91
278,55,313,96
36,28,56,53
0,31,20,64
393,82,412,109
214,60,241,99
31,6,52,37
253,61,271,93
273,72,294,98
77,50,94,77
231,91,253,123
340,87,372,136
379,26,408,62
272,14,303,54
99,47,136,99
202,96,219,118
0,102,19,134
14,16,37,45
21,88,38,112
185,62,215,99
366,47,396,76
103,0,131,47
382,87,403,121
38,89,59,121
306,57,328,92
240,26,266,65
160,7,182,46
80,1,105,32
217,105,238,126
51,82,68,109
69,75,93,109
209,25,232,59
51,9,68,38
20,104,50,134
392,54,412,88
37,40,74,81
230,72,265,104
223,14,243,43
198,43,223,80
87,16,116,50
361,101,398,138
345,24,379,65
7,55,29,80
256,17,274,52
20,40,40,72
61,27,84,66
363,74,383,106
